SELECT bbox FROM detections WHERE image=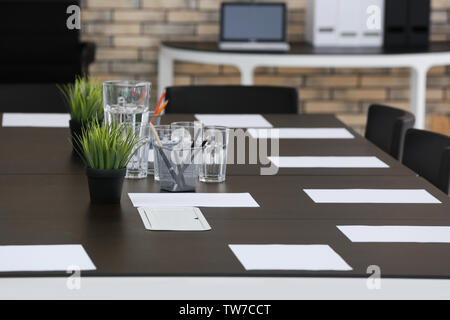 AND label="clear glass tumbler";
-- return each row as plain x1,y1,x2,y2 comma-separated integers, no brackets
147,112,162,175
171,121,203,149
199,126,229,183
151,125,173,181
103,80,151,125
123,123,151,179
154,144,200,192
